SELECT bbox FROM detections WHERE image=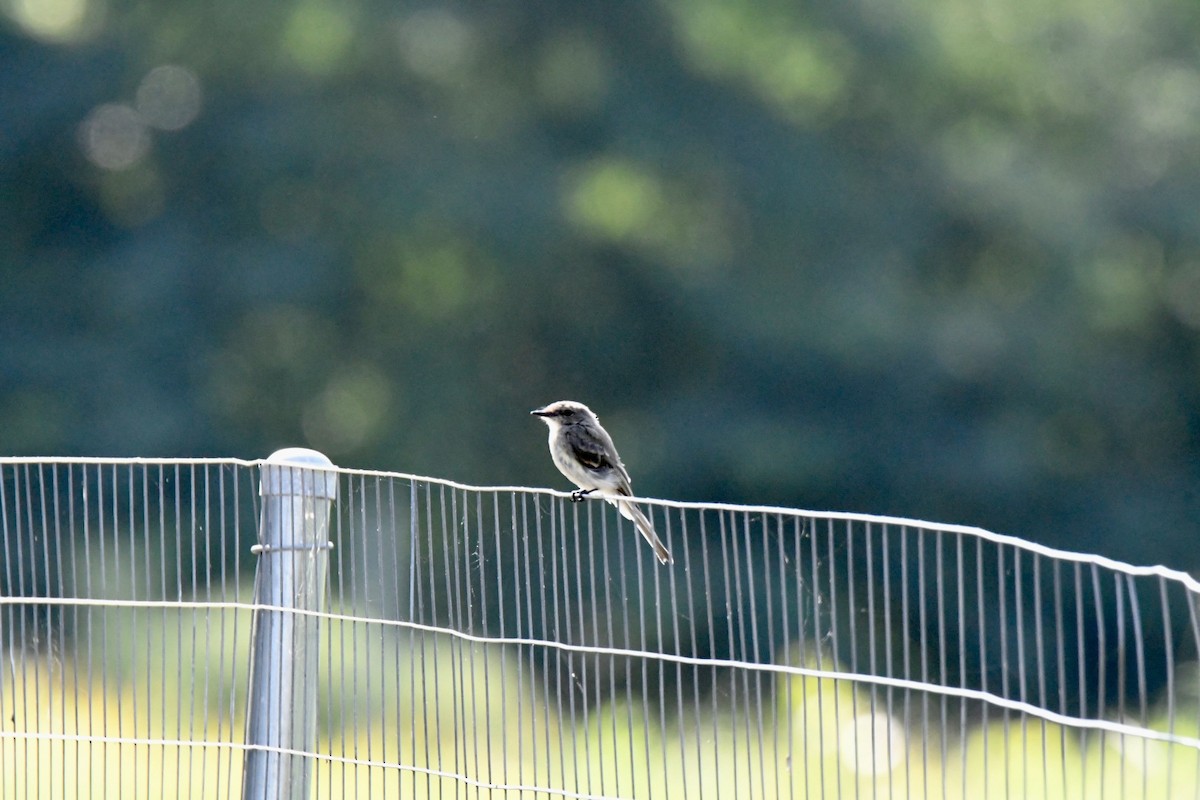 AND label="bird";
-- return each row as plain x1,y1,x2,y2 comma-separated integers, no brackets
530,400,672,565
